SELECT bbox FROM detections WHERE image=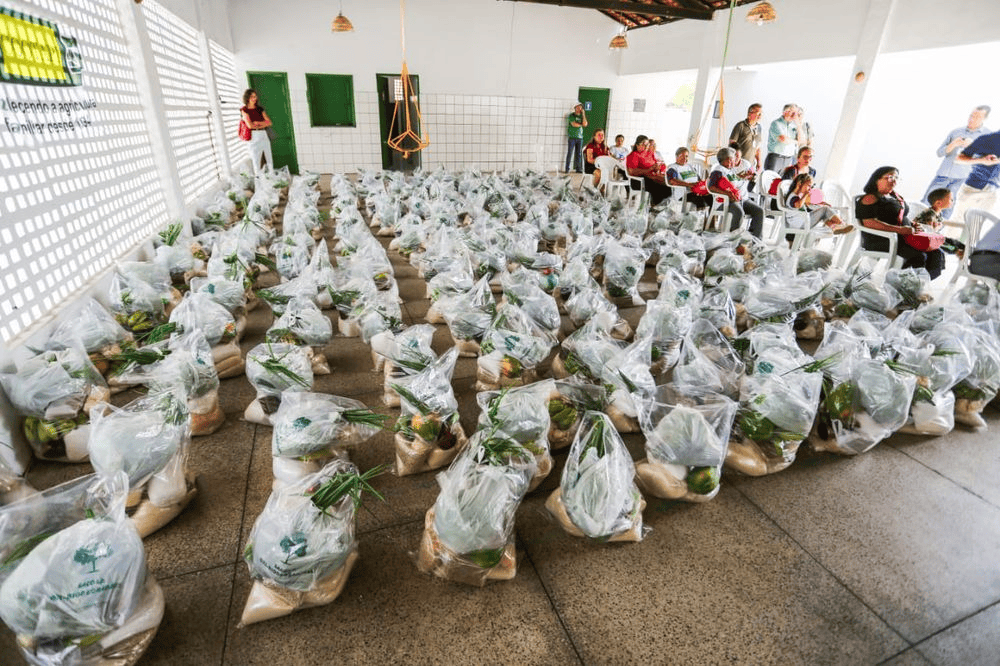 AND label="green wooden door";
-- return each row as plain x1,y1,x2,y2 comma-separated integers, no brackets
376,72,421,171
578,87,610,146
247,71,299,174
